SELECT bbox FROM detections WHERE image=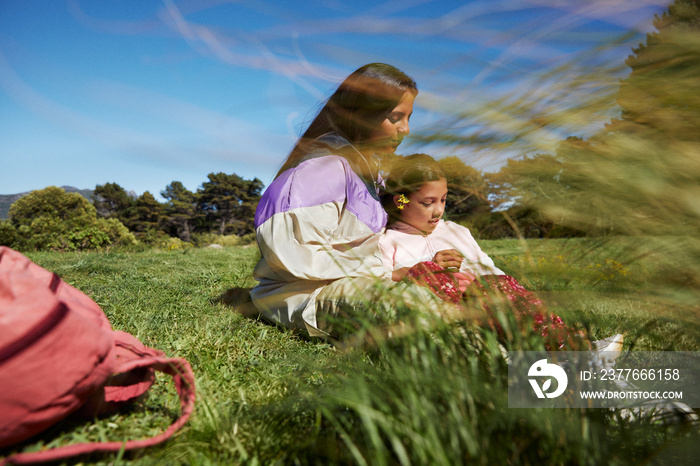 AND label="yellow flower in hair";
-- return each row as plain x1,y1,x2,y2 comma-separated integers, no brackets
397,194,410,210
